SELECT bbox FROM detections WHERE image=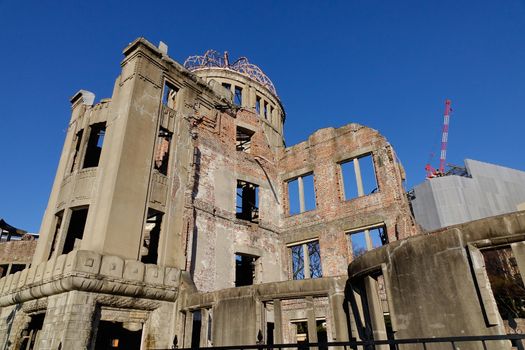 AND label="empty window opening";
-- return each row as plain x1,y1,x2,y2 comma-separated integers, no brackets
191,310,202,349
482,247,525,323
10,264,25,274
263,101,268,119
154,128,172,175
19,313,45,350
94,320,142,350
162,81,179,109
287,173,316,215
48,211,63,259
234,86,243,106
269,105,274,122
294,321,309,344
235,253,257,287
340,154,378,200
316,320,328,350
348,225,387,259
221,82,232,92
236,180,259,222
236,126,255,153
0,264,8,278
62,207,89,254
141,209,163,264
255,96,261,114
70,130,83,172
266,322,274,345
290,240,322,280
82,123,106,168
